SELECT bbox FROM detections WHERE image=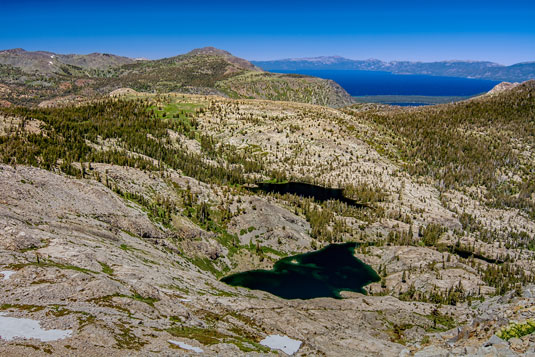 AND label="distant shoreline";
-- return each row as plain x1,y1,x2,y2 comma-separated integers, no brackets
352,94,475,106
